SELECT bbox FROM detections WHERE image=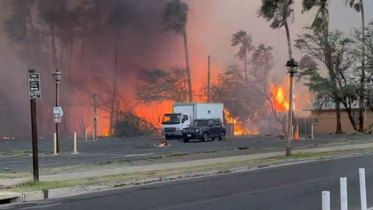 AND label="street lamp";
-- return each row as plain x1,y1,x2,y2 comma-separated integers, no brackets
285,58,298,156
52,70,63,154
92,93,97,141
